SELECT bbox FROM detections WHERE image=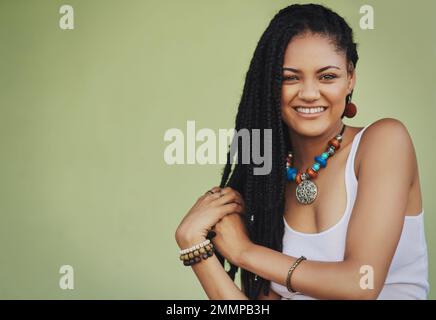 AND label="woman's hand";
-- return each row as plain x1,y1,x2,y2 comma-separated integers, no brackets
212,212,253,266
175,187,245,249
